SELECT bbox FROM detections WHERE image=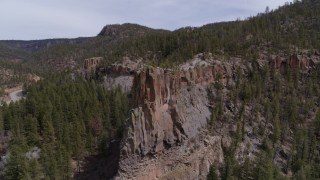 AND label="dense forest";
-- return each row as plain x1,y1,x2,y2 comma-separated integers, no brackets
0,76,129,179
